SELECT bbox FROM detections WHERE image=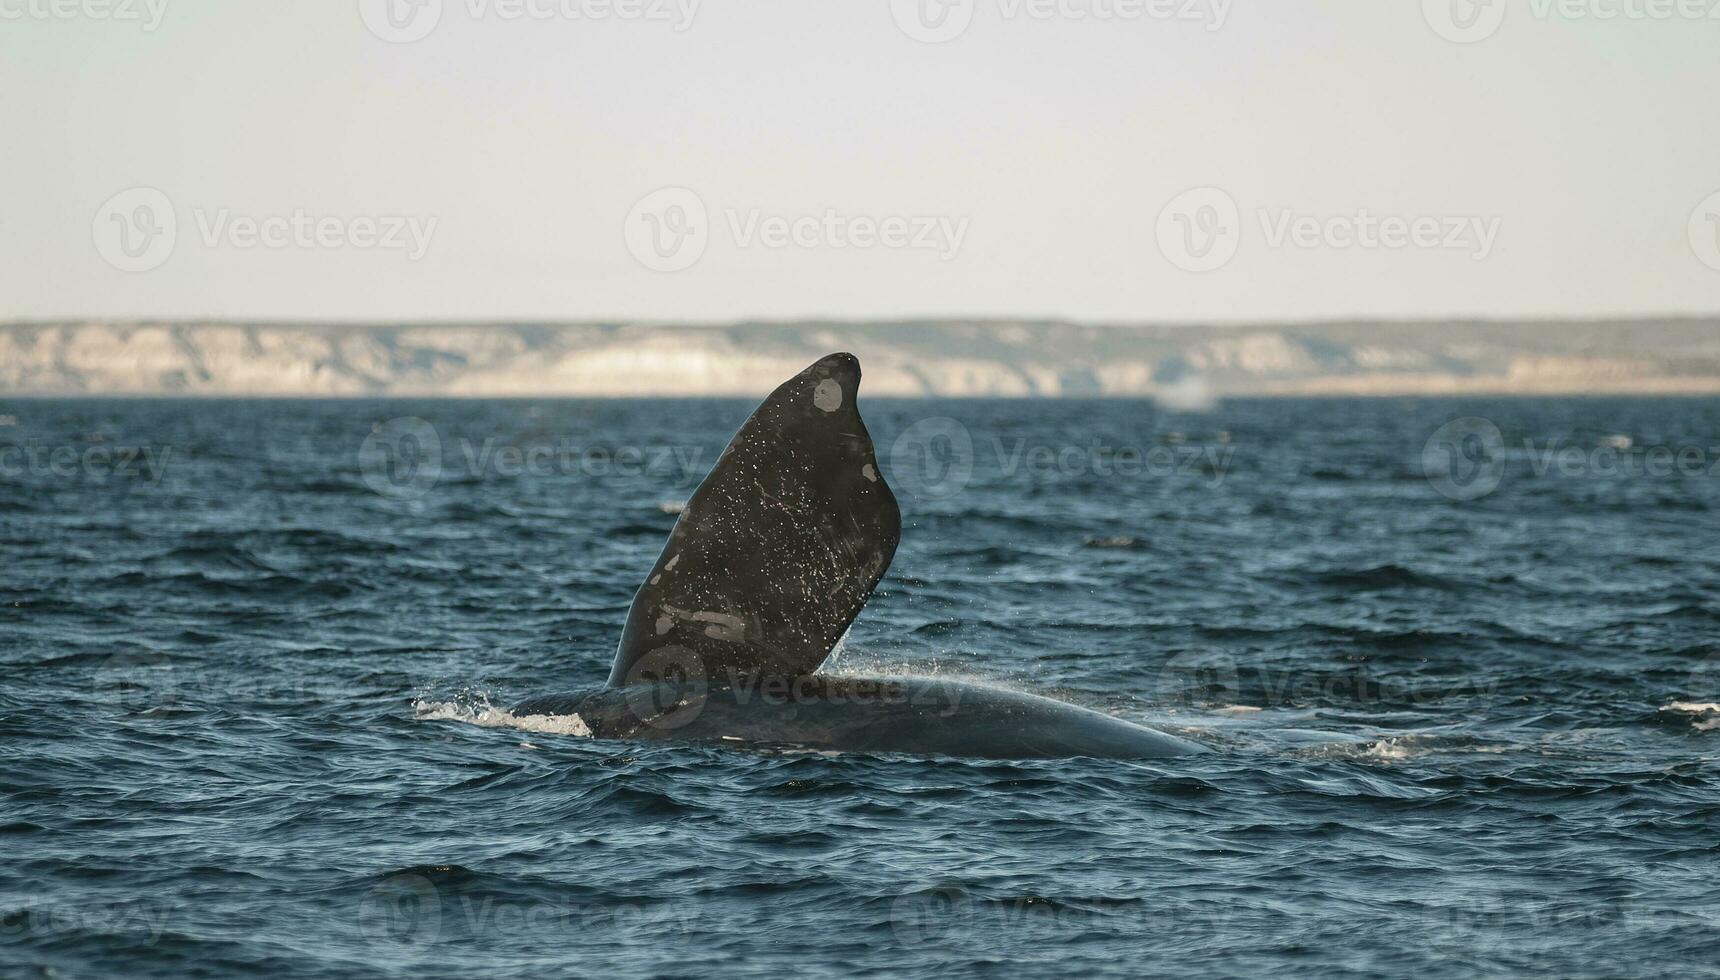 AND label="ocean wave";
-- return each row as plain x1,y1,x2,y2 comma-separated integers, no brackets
10,395,1720,980
1305,563,1459,592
